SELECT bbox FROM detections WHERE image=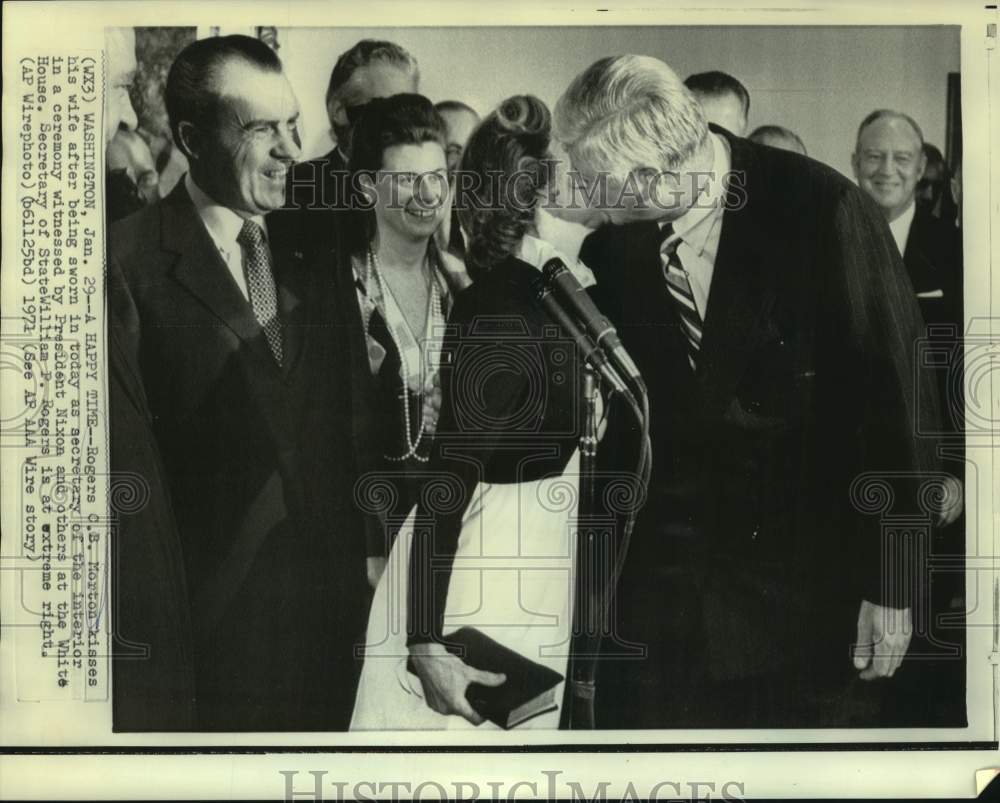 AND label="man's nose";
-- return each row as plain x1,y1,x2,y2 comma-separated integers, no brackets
874,153,893,174
274,125,301,161
120,98,138,133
